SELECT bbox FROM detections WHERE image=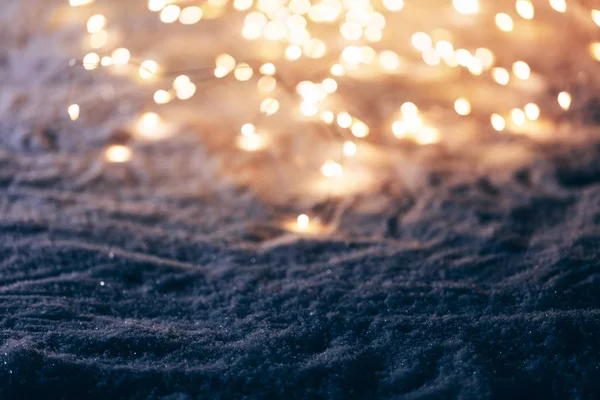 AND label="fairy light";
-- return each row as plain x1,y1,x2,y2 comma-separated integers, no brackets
383,0,404,11
337,112,352,128
491,114,506,131
343,141,357,156
380,51,401,70
148,0,166,12
70,0,93,6
82,52,100,70
453,0,479,15
154,90,172,104
90,31,108,49
321,111,335,124
511,108,526,126
87,15,106,33
260,98,279,115
180,7,203,24
593,10,600,27
105,145,132,163
139,60,158,79
68,0,591,235
512,61,530,80
160,5,181,23
475,48,494,68
524,103,540,120
297,214,310,230
549,0,566,13
68,104,80,121
411,32,432,52
590,43,600,61
516,0,534,19
558,92,572,110
392,120,407,138
351,120,369,138
454,98,471,116
111,48,131,66
321,160,343,177
495,13,514,32
492,67,510,85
